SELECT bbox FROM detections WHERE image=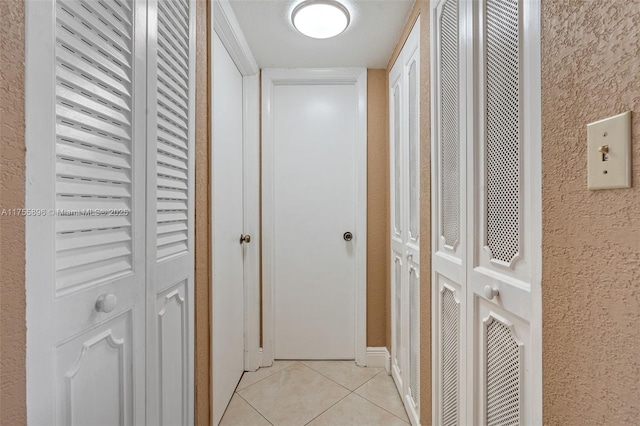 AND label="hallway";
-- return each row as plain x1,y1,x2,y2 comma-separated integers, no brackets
220,361,409,426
